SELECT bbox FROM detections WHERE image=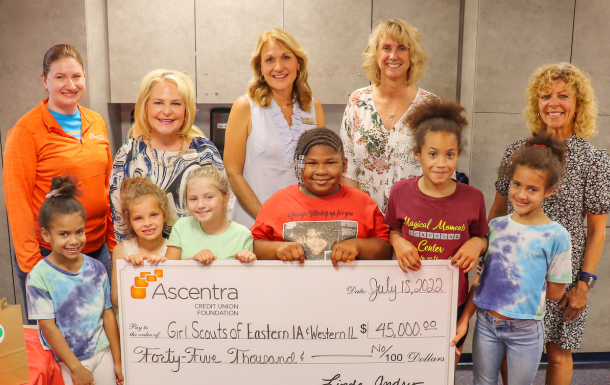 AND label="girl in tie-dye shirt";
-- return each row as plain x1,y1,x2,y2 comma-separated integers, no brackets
26,176,123,385
452,132,572,385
